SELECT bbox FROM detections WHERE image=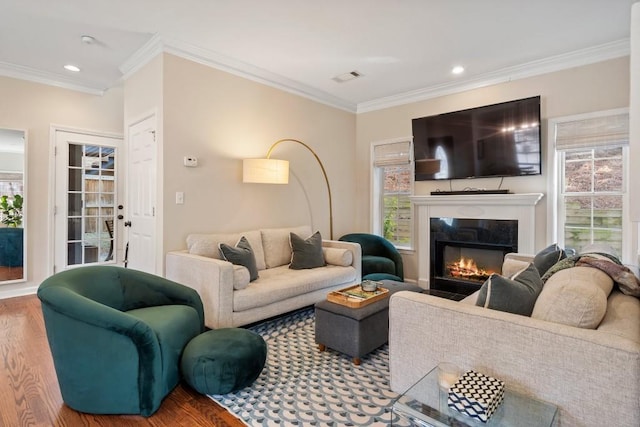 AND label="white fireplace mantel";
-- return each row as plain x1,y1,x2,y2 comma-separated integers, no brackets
411,193,544,288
